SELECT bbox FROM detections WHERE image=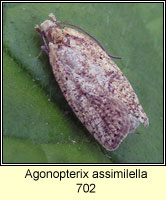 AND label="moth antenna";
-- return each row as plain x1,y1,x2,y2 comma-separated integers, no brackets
56,21,121,60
